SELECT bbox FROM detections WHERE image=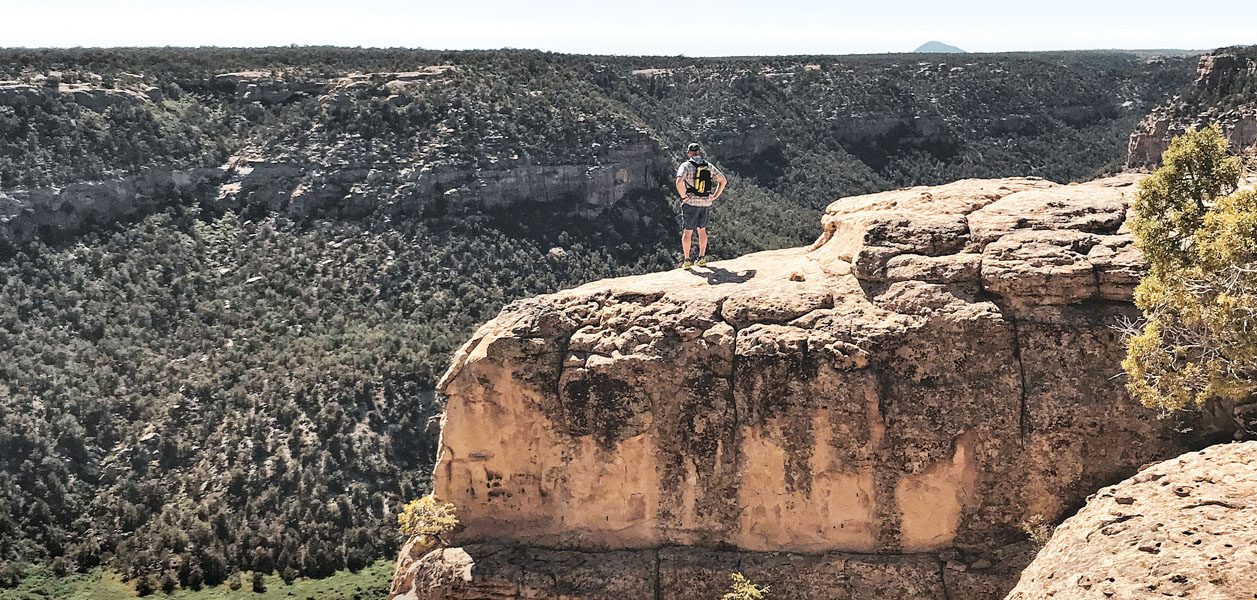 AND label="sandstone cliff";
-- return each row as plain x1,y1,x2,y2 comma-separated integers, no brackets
1006,442,1257,599
1128,46,1257,167
206,66,670,221
219,129,664,221
392,174,1205,599
0,77,161,109
0,167,227,251
1,65,667,250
